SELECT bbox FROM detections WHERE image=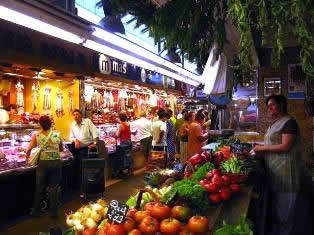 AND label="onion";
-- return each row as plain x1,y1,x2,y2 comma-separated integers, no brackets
97,199,107,207
66,214,74,227
85,218,97,229
102,207,108,217
72,212,82,220
91,203,103,212
82,207,92,218
90,210,102,223
74,221,84,232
